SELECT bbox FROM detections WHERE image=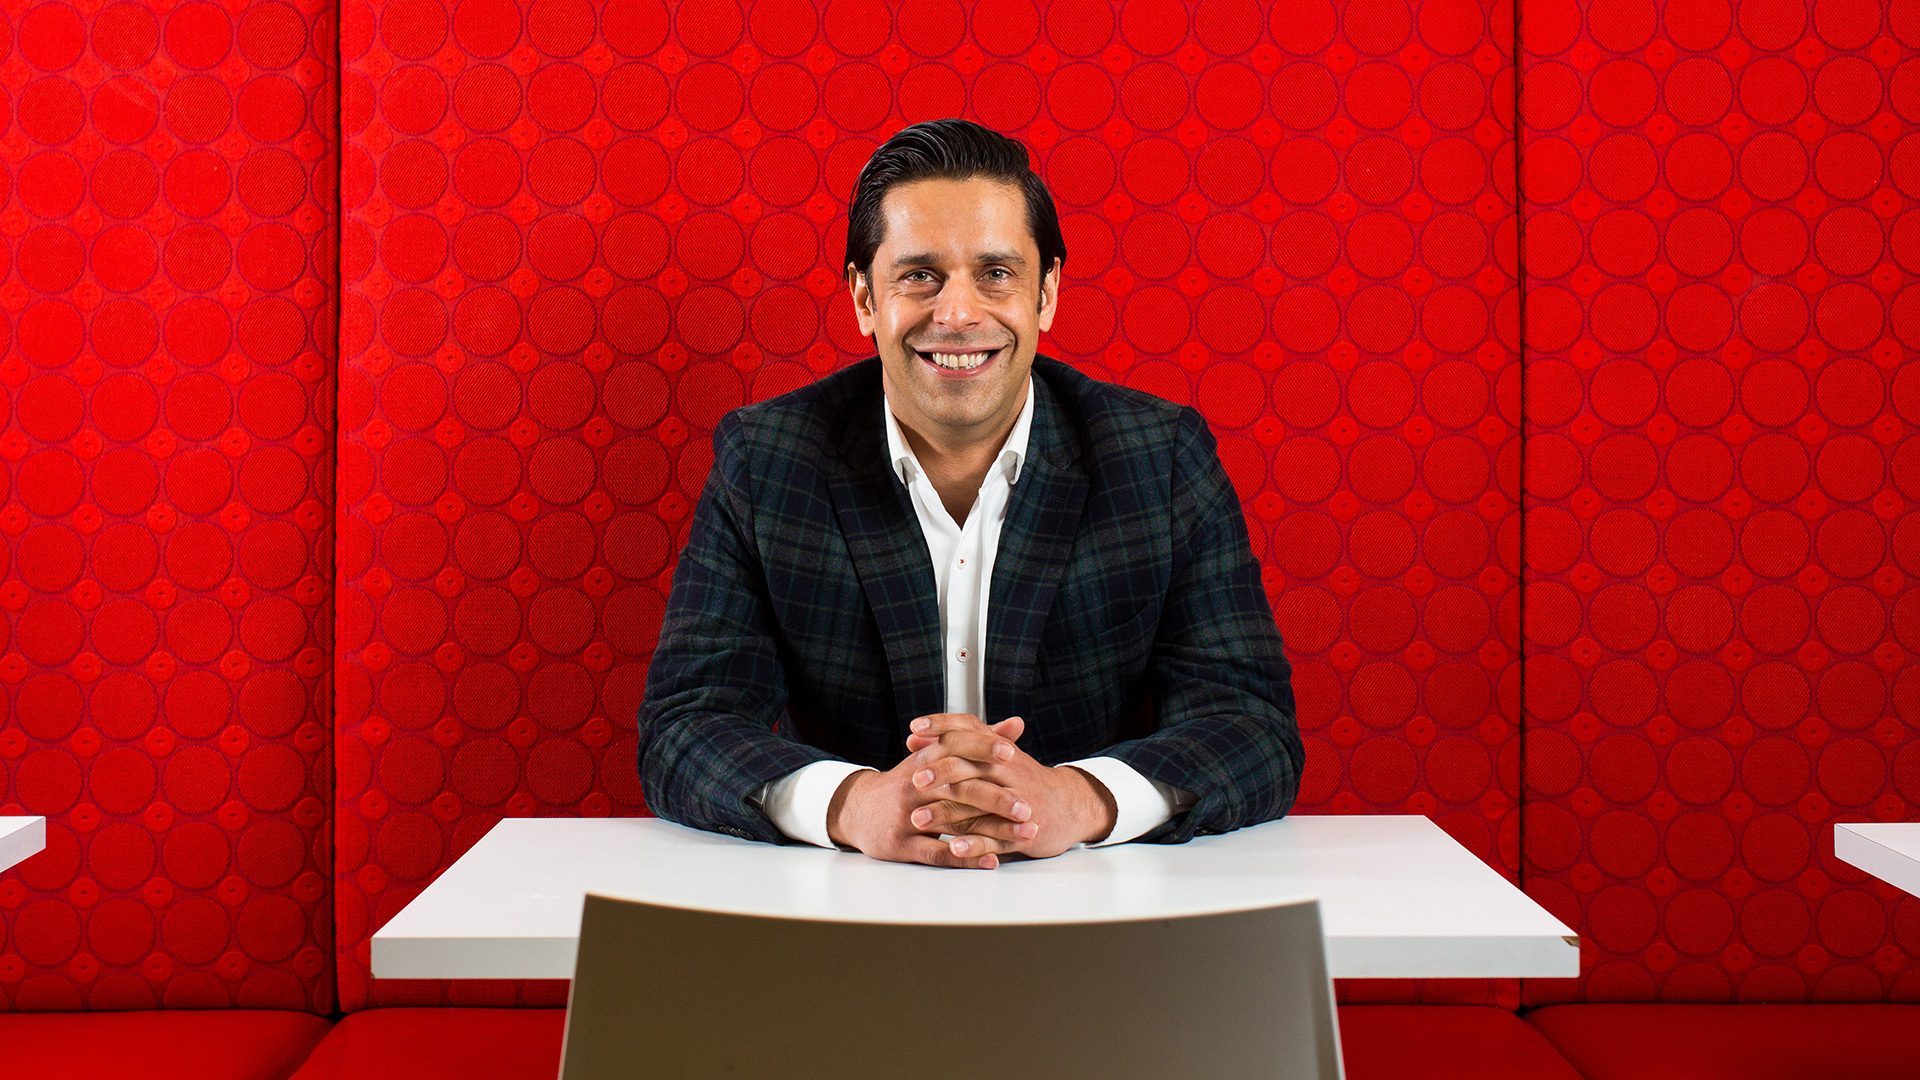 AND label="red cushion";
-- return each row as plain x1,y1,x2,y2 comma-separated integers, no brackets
284,1008,565,1080
1338,1005,1585,1080
0,1010,331,1080
1527,1004,1920,1080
